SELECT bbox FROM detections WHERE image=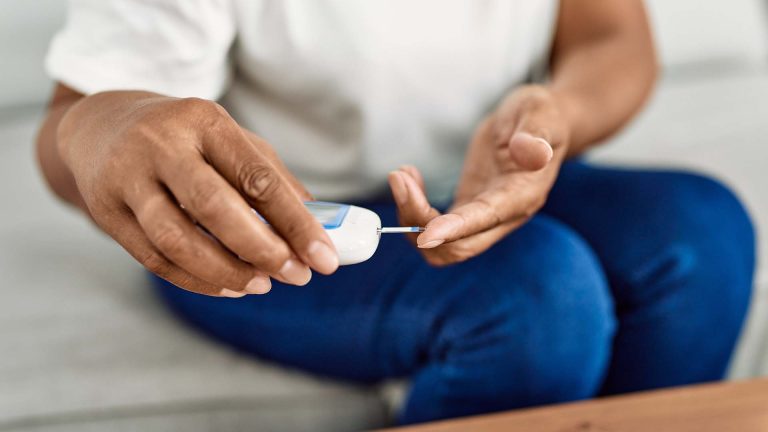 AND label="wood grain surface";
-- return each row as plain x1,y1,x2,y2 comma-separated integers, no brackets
379,378,768,432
